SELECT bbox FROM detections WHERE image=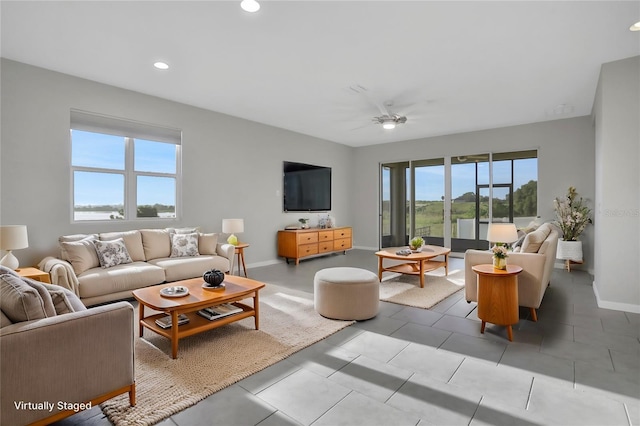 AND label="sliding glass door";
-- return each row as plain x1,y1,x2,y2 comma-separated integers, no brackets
380,150,538,252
